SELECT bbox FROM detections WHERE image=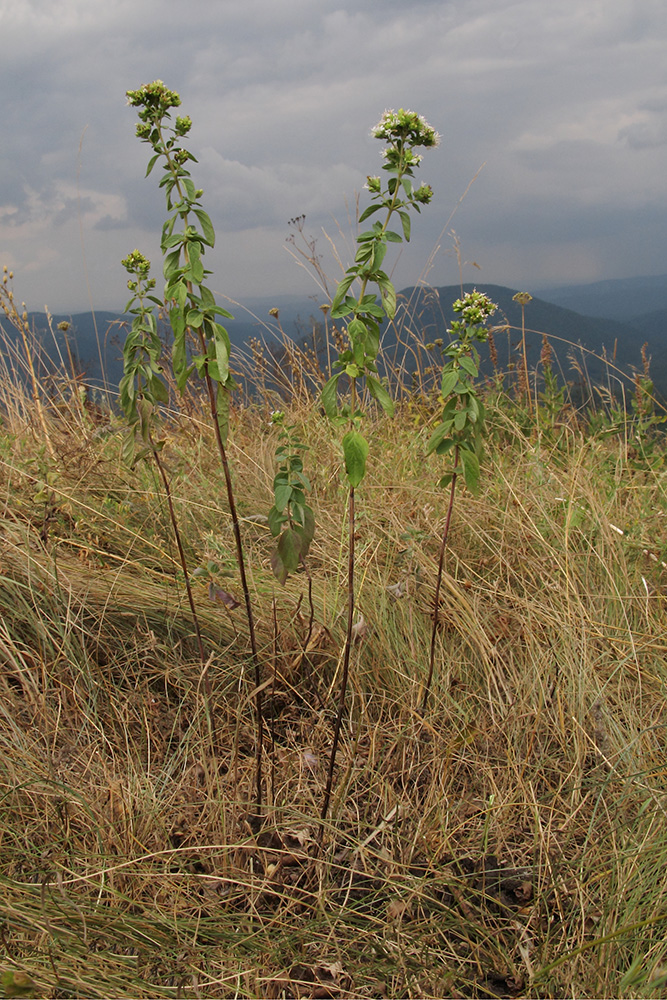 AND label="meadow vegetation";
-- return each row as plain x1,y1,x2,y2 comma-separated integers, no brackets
0,86,666,999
